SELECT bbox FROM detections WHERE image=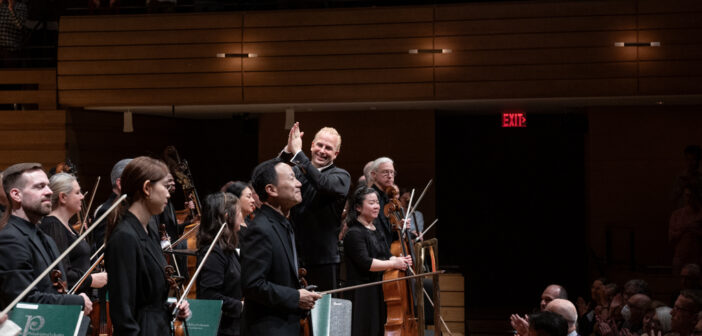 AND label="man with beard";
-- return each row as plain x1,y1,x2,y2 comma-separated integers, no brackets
241,158,321,335
281,122,351,291
0,163,92,314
